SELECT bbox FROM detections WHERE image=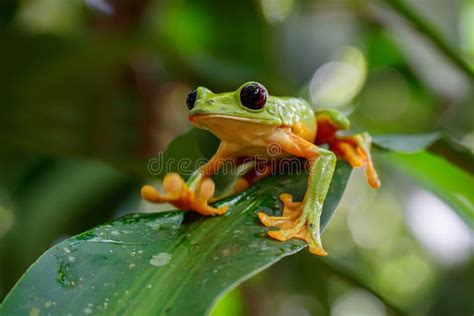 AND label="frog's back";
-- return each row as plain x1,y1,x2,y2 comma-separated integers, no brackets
269,96,316,142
